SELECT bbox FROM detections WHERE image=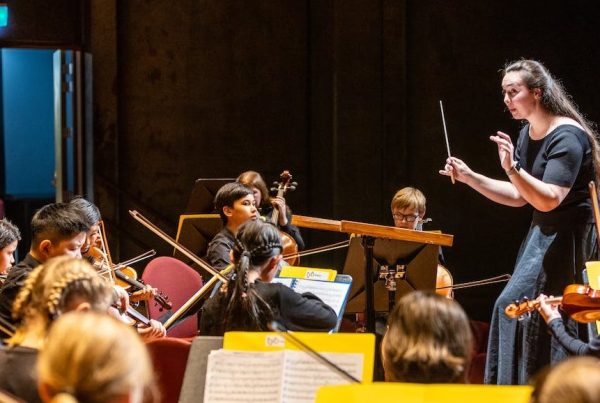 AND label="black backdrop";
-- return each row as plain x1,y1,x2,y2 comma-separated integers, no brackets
80,0,600,321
